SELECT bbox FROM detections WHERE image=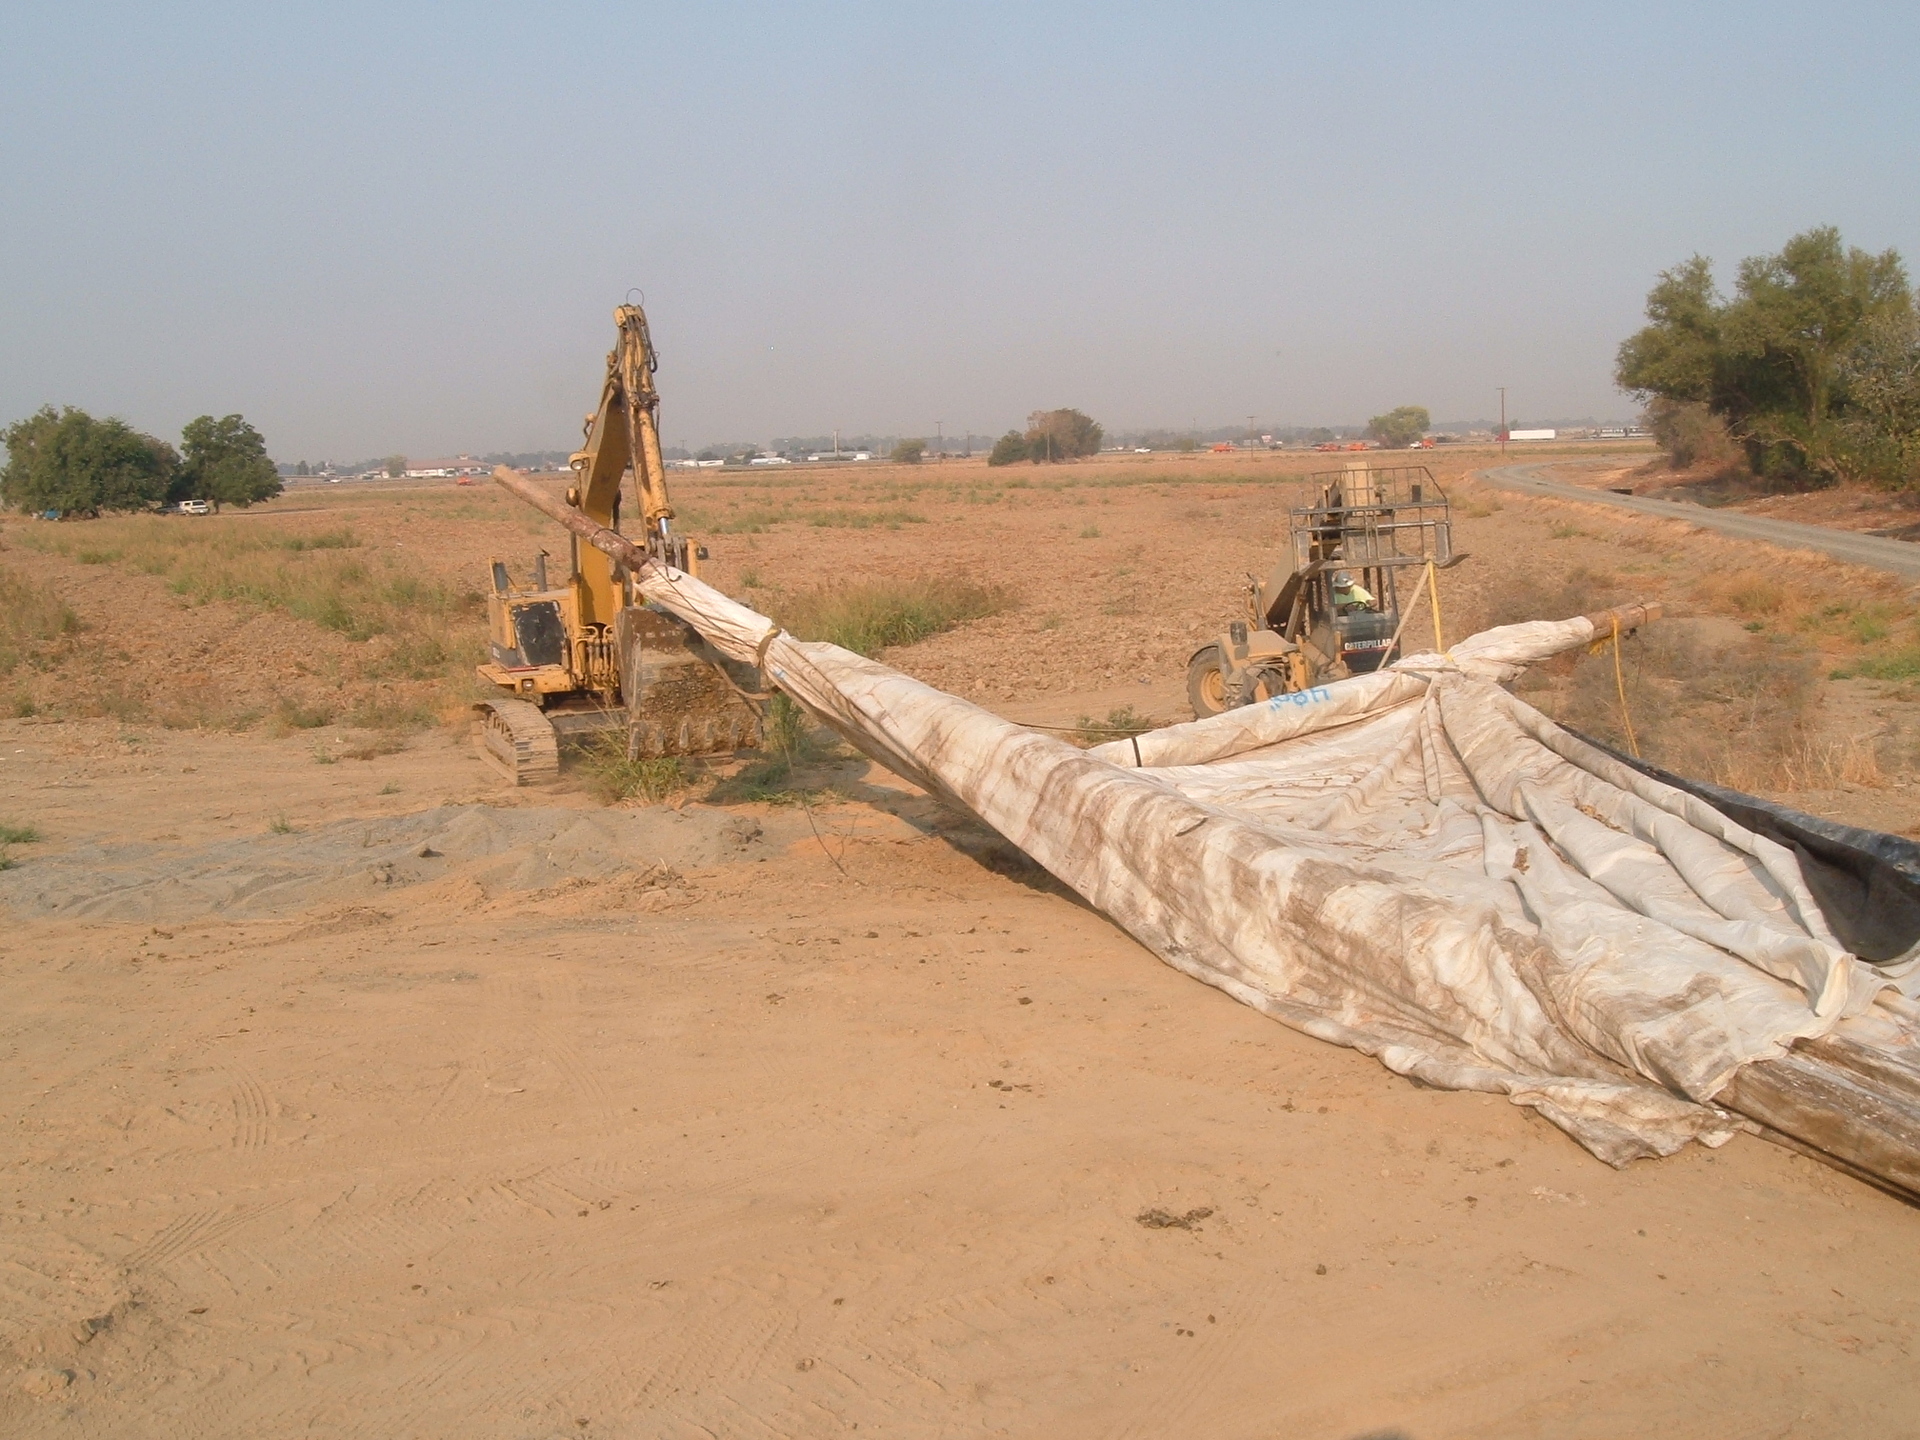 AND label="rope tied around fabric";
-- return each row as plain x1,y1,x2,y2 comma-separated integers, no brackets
1603,613,1641,758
